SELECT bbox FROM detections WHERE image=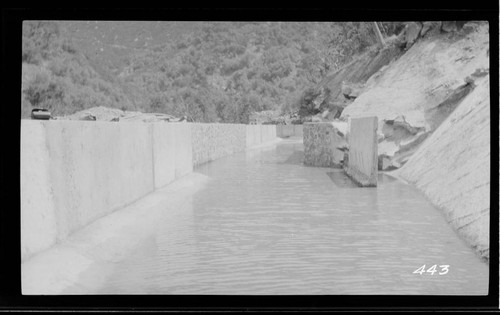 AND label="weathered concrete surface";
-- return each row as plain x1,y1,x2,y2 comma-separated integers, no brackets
345,117,378,187
277,124,303,138
174,123,193,177
21,120,278,262
191,124,277,167
191,123,247,167
253,126,262,147
45,121,155,243
260,125,276,143
22,172,211,295
246,125,258,148
294,125,303,137
21,121,58,261
277,125,293,138
303,122,346,168
21,120,155,262
394,76,490,260
152,123,176,189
